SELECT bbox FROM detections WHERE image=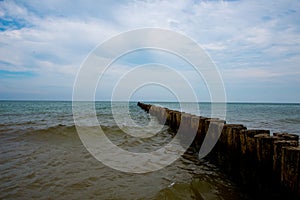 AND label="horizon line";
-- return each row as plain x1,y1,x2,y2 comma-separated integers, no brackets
0,99,300,104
